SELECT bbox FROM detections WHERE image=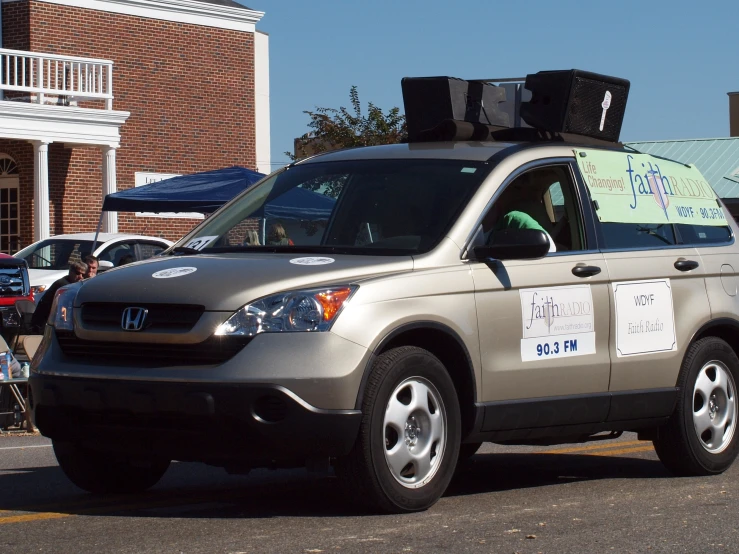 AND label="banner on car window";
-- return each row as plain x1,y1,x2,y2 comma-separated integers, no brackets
574,149,728,226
